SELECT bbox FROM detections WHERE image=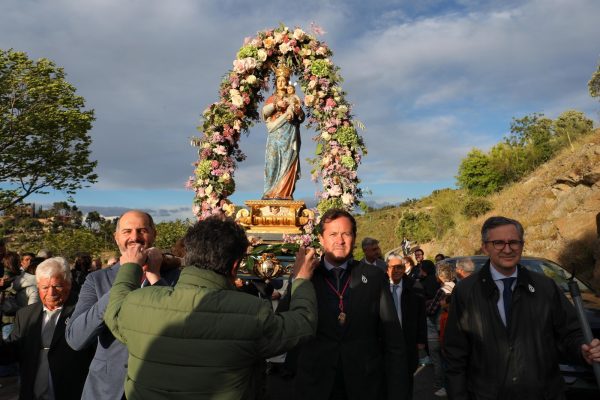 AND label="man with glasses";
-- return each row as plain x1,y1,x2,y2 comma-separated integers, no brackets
444,216,600,400
387,253,426,399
